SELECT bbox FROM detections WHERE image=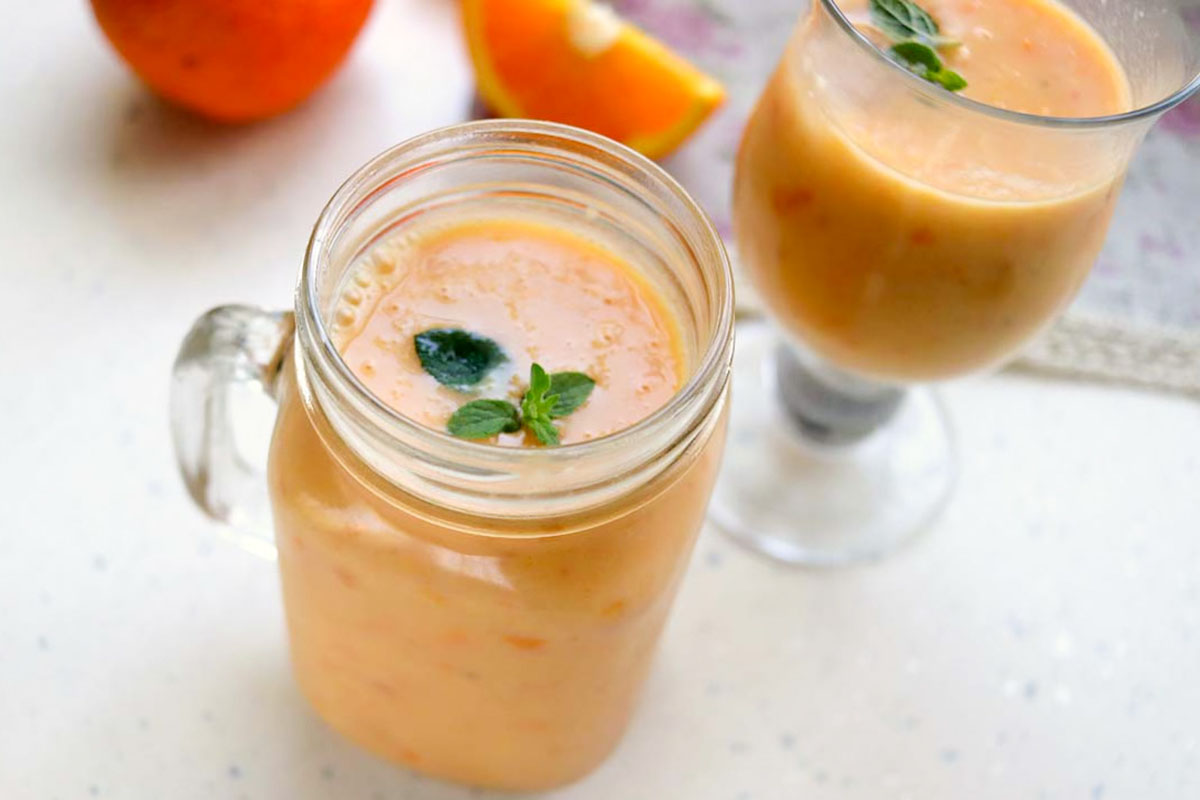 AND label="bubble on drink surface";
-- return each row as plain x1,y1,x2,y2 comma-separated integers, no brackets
330,235,421,343
371,233,416,276
593,321,624,347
